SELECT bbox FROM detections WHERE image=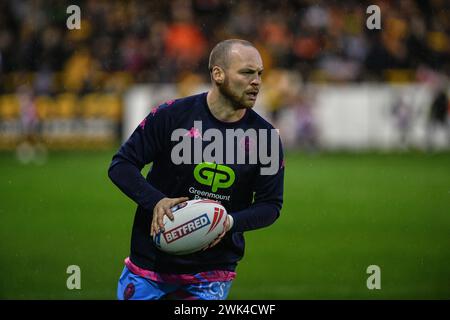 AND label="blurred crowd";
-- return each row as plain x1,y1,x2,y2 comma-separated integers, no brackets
0,0,449,95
